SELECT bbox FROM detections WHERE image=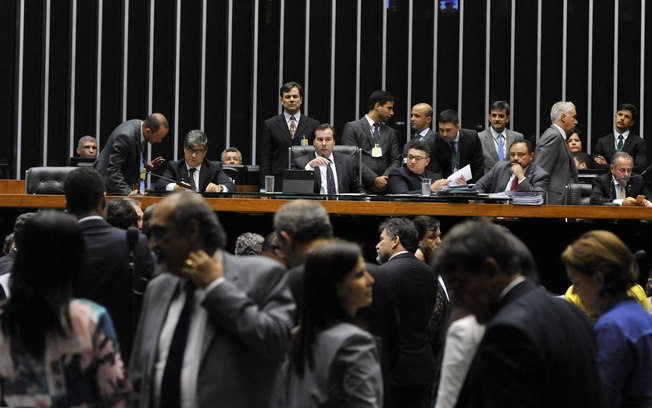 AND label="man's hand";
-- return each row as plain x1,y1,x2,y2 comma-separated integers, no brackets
594,155,607,165
183,250,224,288
145,156,166,172
205,183,223,193
308,156,330,168
374,176,389,189
432,178,450,192
510,162,525,180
